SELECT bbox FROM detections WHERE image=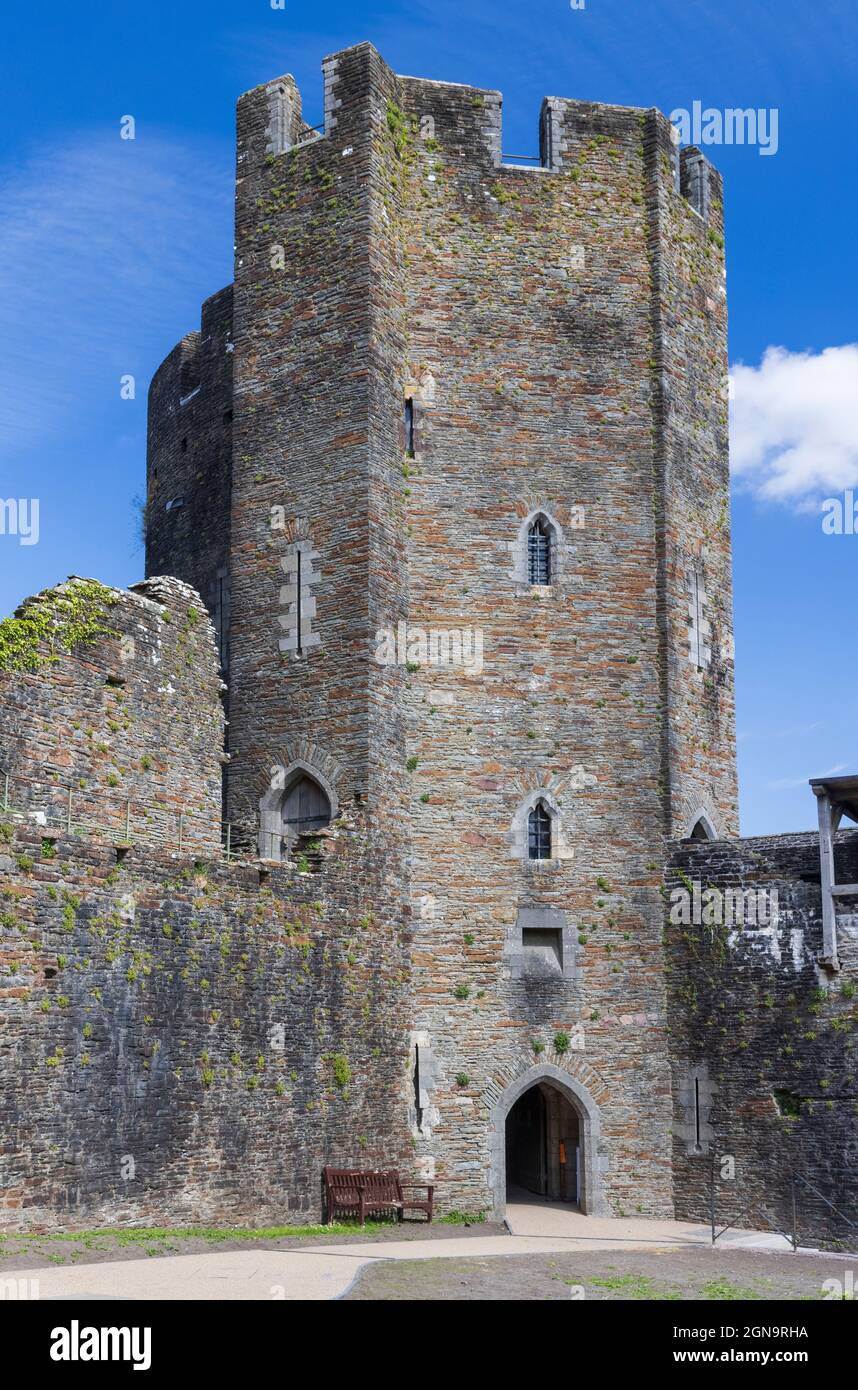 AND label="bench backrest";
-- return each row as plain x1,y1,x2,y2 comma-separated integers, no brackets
323,1167,401,1201
324,1167,364,1197
360,1169,400,1202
